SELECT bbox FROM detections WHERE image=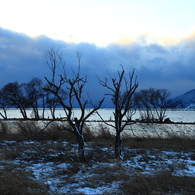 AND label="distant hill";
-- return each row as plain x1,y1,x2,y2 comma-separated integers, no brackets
170,89,195,109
